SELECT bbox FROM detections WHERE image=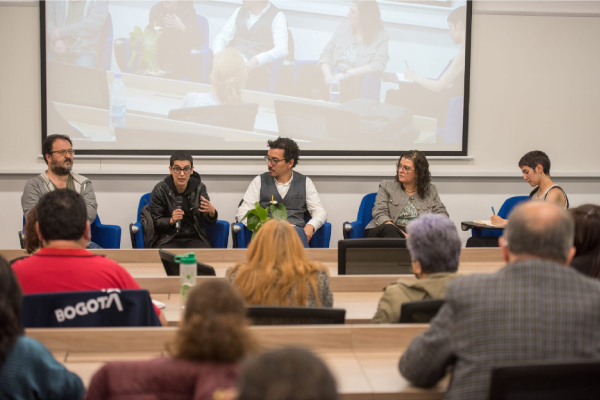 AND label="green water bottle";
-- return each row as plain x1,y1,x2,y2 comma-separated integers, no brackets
175,252,197,309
